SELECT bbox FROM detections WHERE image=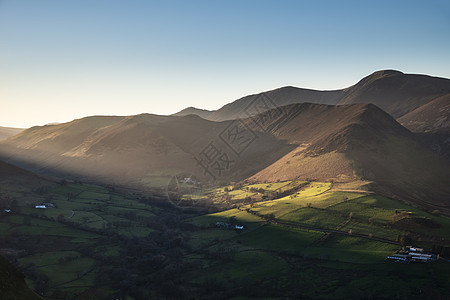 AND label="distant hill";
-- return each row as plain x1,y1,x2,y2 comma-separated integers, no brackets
0,255,42,300
174,70,450,132
338,70,450,118
172,107,214,119
397,94,450,160
205,86,344,121
398,93,450,133
172,70,450,160
1,103,449,214
0,126,24,141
